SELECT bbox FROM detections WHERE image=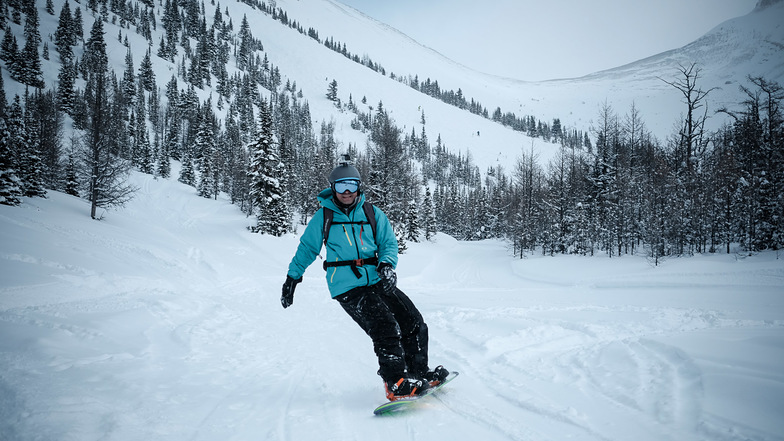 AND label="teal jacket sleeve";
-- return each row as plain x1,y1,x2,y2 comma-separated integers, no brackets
287,209,325,279
372,206,399,268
